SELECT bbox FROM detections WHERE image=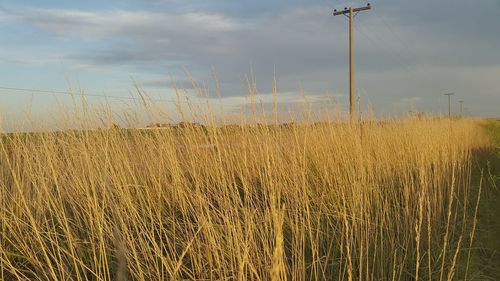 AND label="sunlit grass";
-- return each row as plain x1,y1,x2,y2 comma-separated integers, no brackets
0,90,492,280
